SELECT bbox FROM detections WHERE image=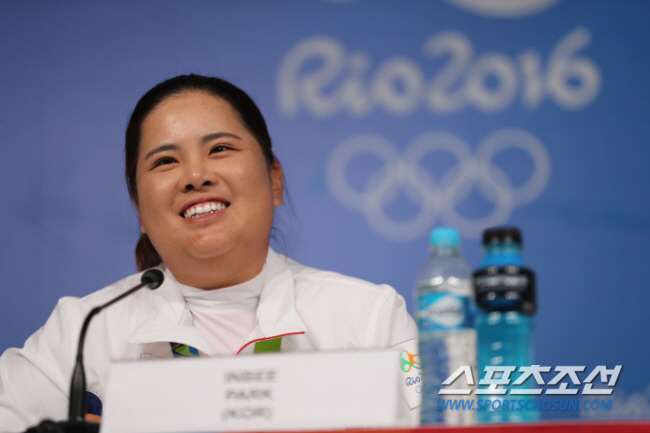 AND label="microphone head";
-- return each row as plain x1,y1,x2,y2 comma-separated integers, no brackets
141,269,165,289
